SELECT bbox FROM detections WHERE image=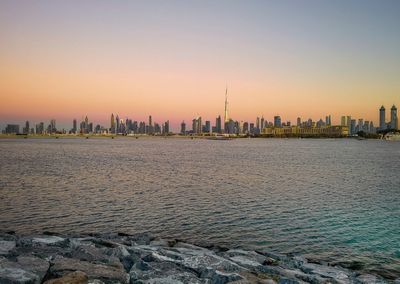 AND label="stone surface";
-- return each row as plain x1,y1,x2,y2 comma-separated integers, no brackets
32,236,66,245
44,271,88,284
130,260,205,283
300,263,350,283
0,233,390,284
356,274,386,284
0,257,40,284
16,255,49,280
50,256,129,283
0,240,16,255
